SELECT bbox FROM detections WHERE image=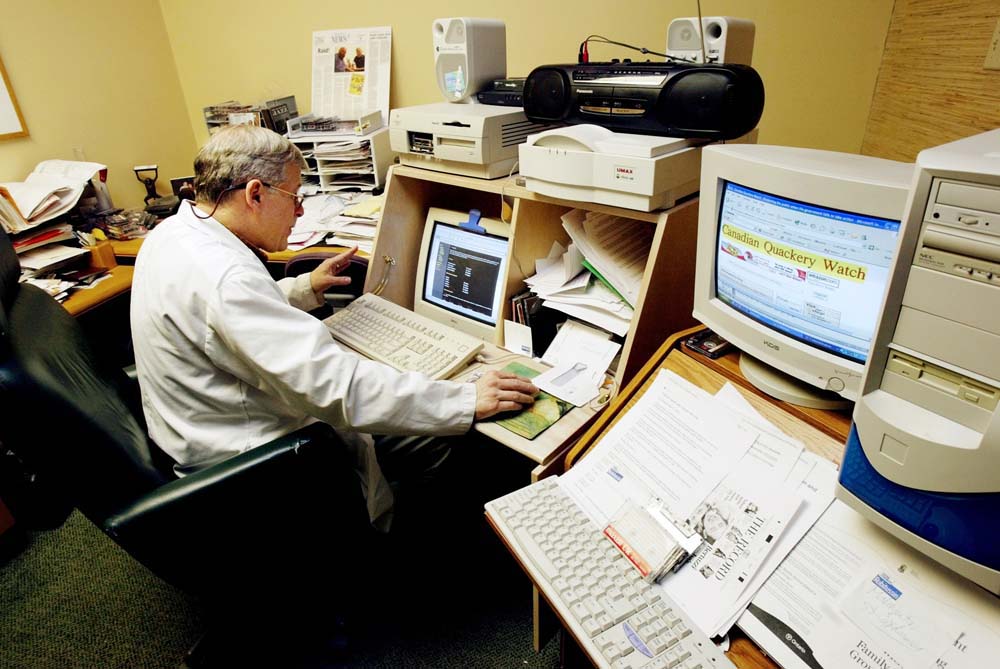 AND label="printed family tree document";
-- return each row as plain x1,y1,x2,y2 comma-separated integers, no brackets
558,369,756,527
312,27,391,125
739,500,1000,669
